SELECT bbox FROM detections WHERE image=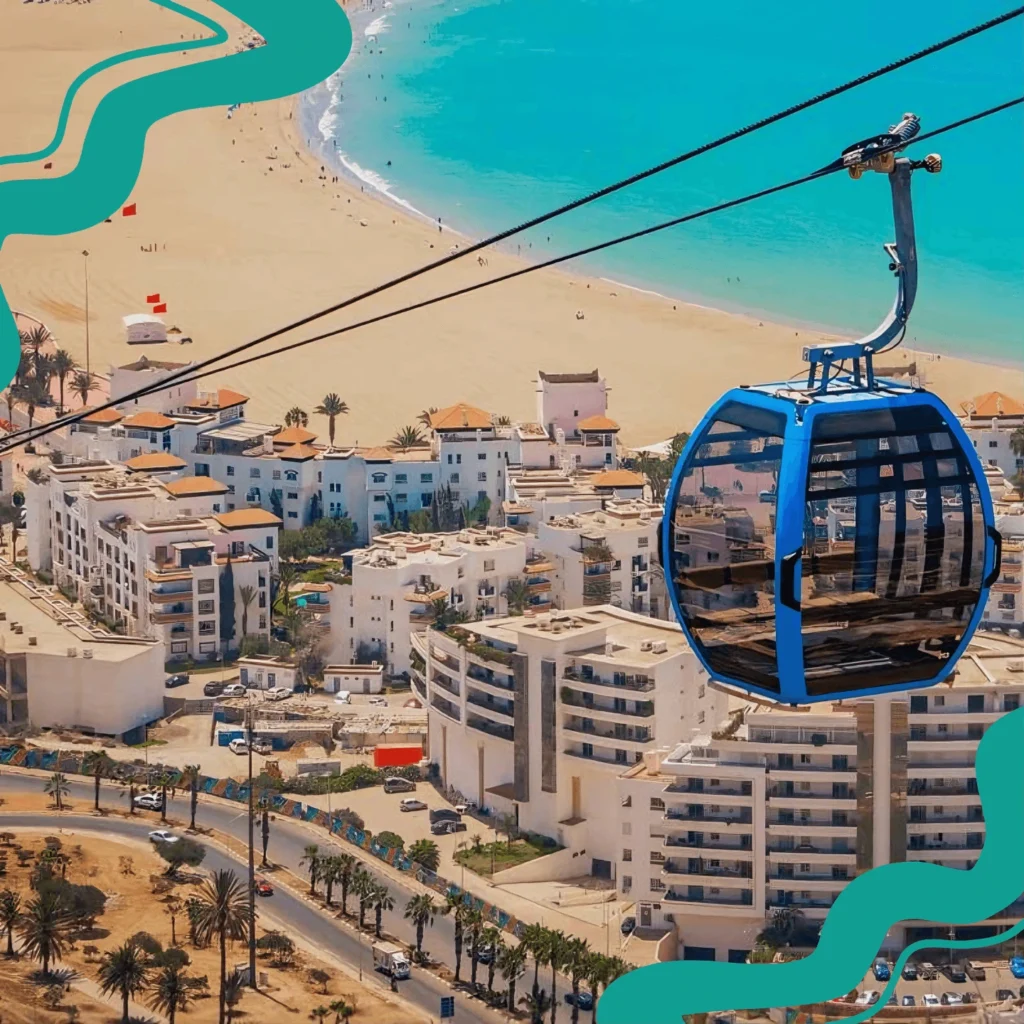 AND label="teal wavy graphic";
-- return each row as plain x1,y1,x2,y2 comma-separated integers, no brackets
599,707,1024,1022
0,0,353,389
